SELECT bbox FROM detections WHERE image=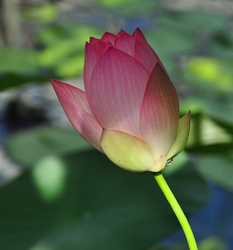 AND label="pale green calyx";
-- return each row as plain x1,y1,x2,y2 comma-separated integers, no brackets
166,111,191,161
100,129,155,172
